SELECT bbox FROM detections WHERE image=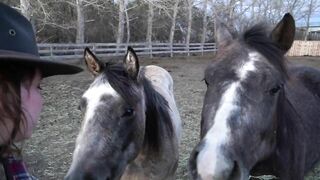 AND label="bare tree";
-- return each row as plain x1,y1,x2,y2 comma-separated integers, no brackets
19,0,37,32
15,0,320,44
303,0,320,40
227,0,237,28
146,1,154,57
287,0,298,13
169,0,180,57
201,0,208,45
186,0,193,56
214,0,300,31
304,0,313,41
251,0,256,21
124,0,130,44
117,0,125,44
69,0,108,43
20,0,32,20
116,0,125,53
76,0,85,43
25,0,110,42
243,0,304,25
